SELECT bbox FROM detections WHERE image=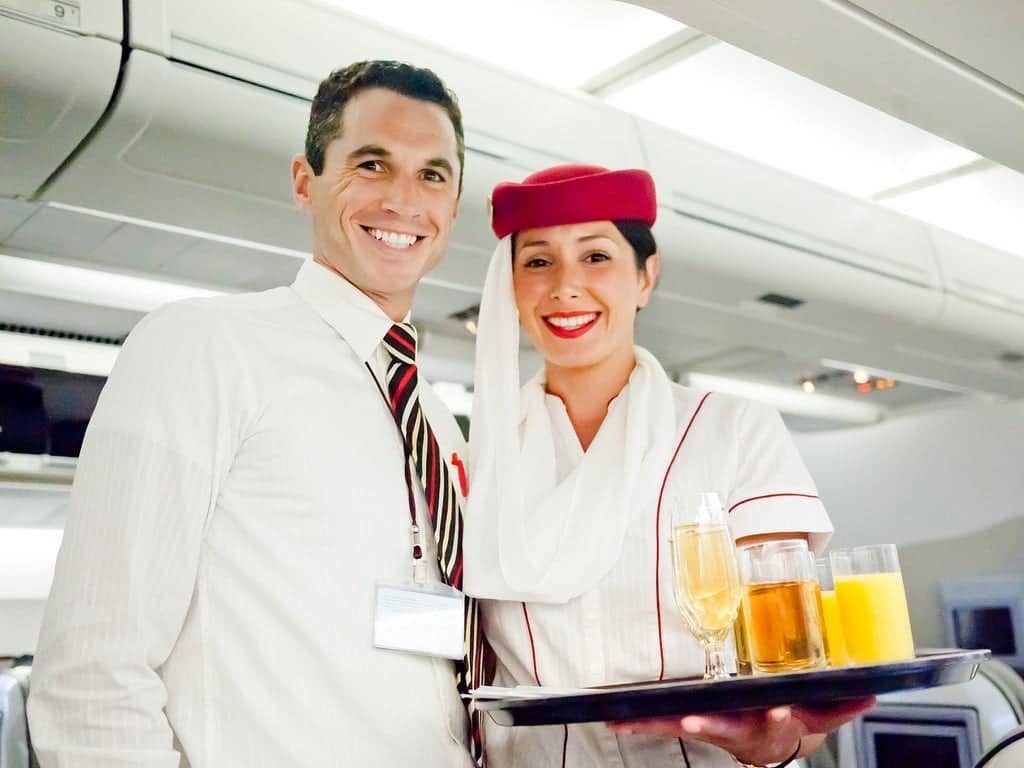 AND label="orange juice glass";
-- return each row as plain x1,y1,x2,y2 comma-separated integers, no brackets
831,544,915,663
815,558,850,667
